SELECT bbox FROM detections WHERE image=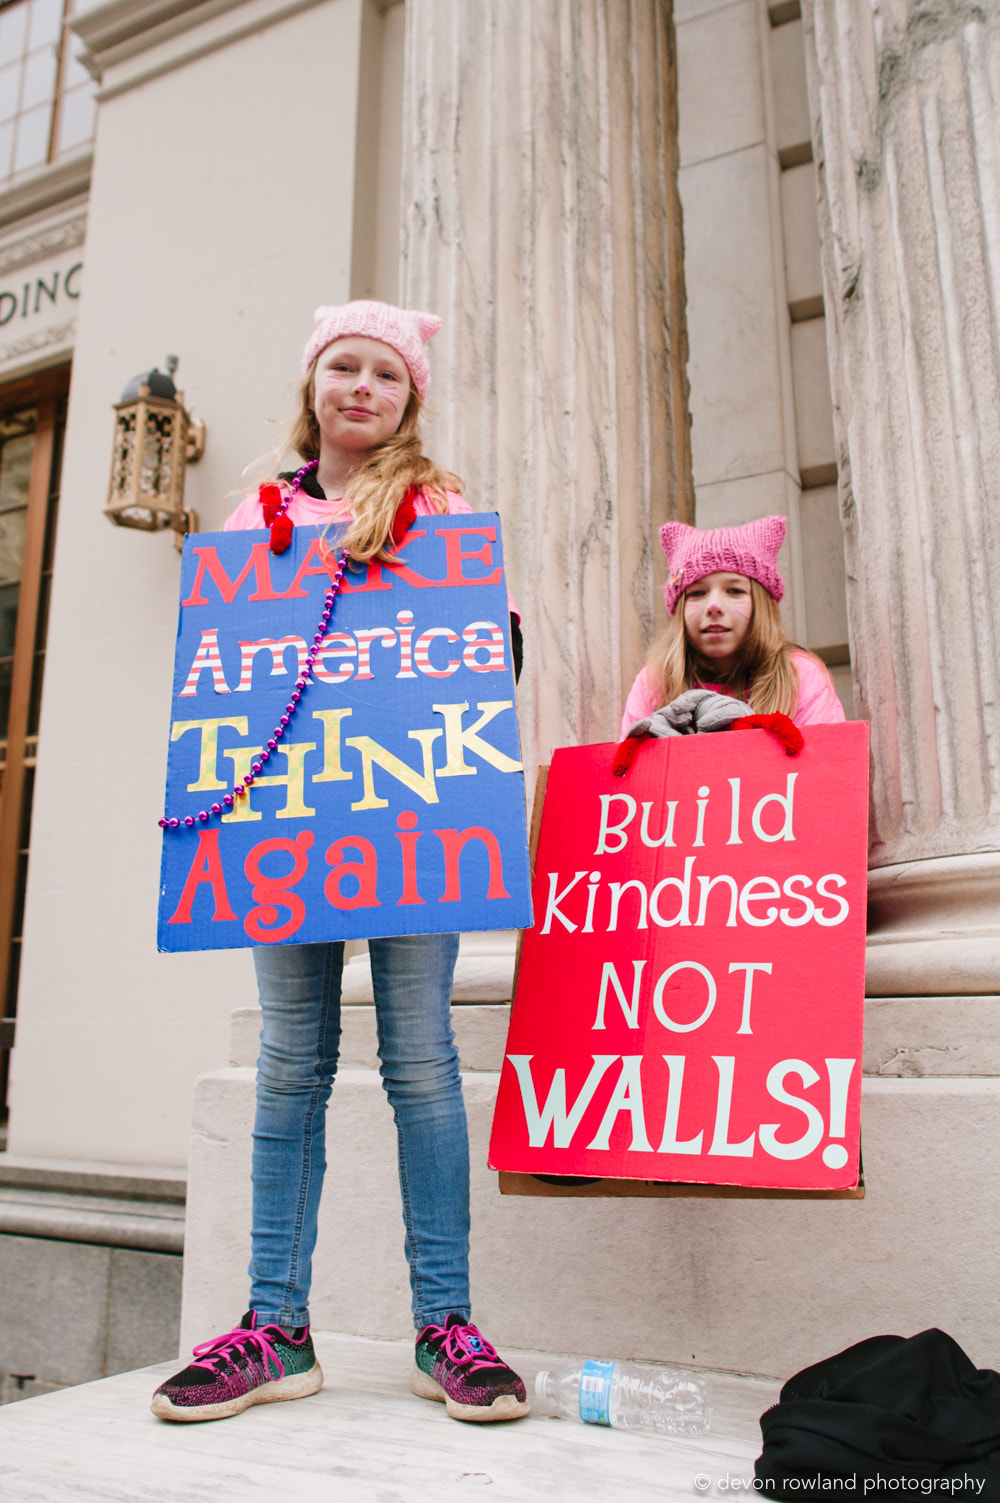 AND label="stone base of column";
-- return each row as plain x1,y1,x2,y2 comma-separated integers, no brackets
181,1058,1000,1377
181,970,1000,1376
866,853,1000,997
